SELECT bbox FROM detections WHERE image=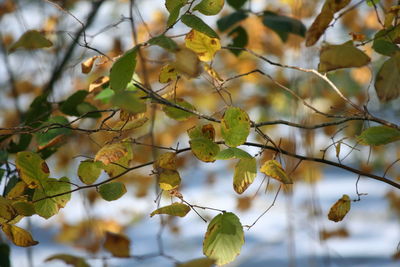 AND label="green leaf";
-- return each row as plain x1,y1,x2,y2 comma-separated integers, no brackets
45,254,90,267
318,41,370,72
217,10,248,32
166,0,187,12
221,107,250,147
228,26,248,56
0,243,10,267
262,11,306,42
110,47,137,92
98,182,127,201
374,53,400,102
190,138,220,162
150,202,190,217
12,201,35,216
366,0,380,6
357,126,400,146
77,160,103,185
216,147,252,160
181,15,219,38
33,177,71,219
328,194,351,222
35,116,71,150
94,87,114,103
95,141,133,177
203,212,244,266
76,102,101,118
16,152,50,189
1,224,38,247
149,35,178,51
194,0,224,16
233,157,257,194
111,90,146,114
163,98,196,121
159,170,181,190
227,0,247,9
176,258,215,267
9,30,52,52
59,90,88,116
23,93,51,127
372,28,400,56
260,159,292,184
167,3,185,27
159,64,179,83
